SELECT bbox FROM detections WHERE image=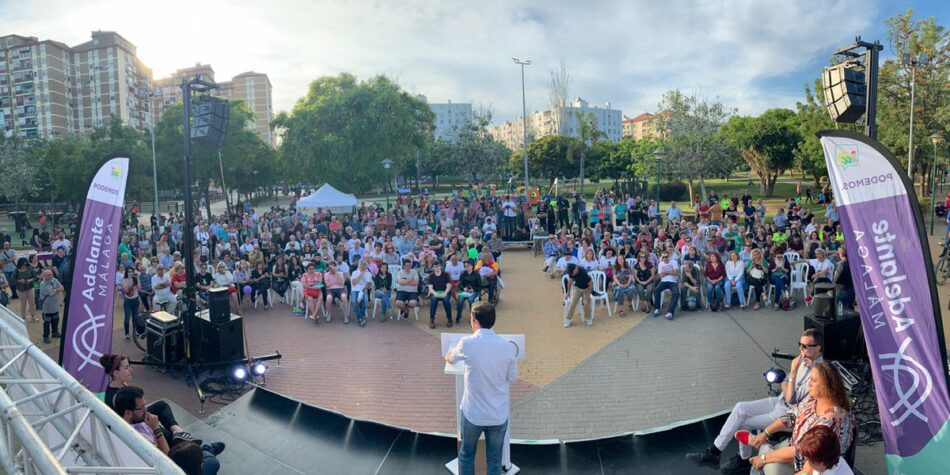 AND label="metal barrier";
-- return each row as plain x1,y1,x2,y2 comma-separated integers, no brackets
0,305,183,474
